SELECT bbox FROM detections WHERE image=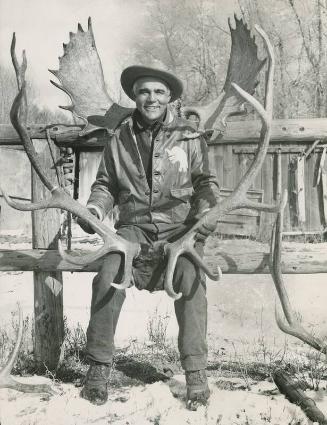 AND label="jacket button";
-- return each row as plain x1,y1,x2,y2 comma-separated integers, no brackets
145,190,150,196
154,152,160,158
153,171,161,176
153,189,159,194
